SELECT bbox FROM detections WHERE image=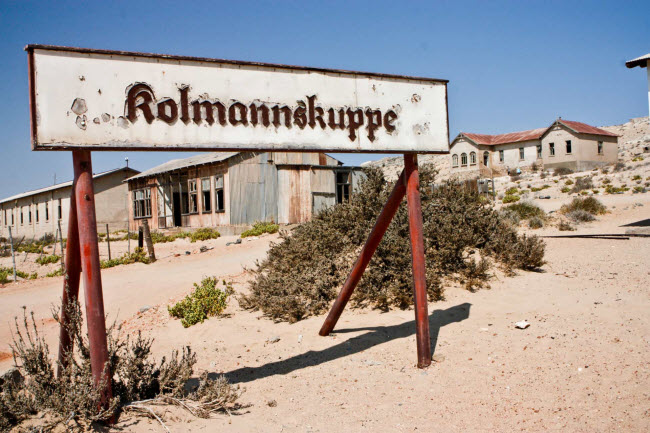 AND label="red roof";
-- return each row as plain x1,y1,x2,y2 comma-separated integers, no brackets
458,119,617,146
462,128,547,145
557,119,618,137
